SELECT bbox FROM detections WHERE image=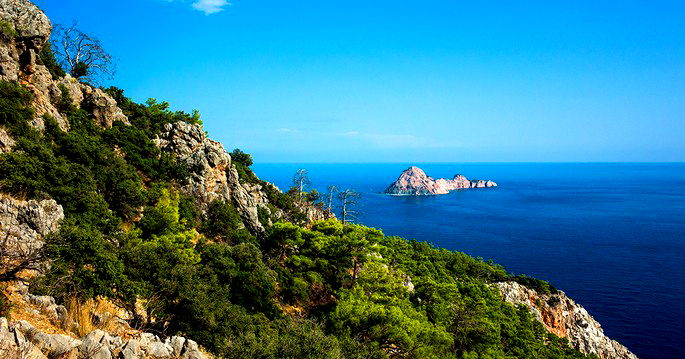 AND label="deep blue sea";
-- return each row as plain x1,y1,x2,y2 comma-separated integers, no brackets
252,163,685,359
